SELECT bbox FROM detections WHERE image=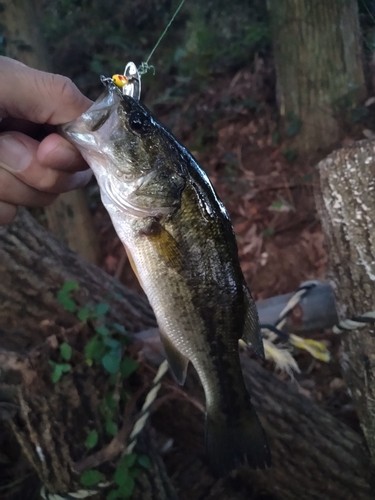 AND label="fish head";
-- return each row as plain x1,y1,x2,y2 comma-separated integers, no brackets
61,85,186,218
